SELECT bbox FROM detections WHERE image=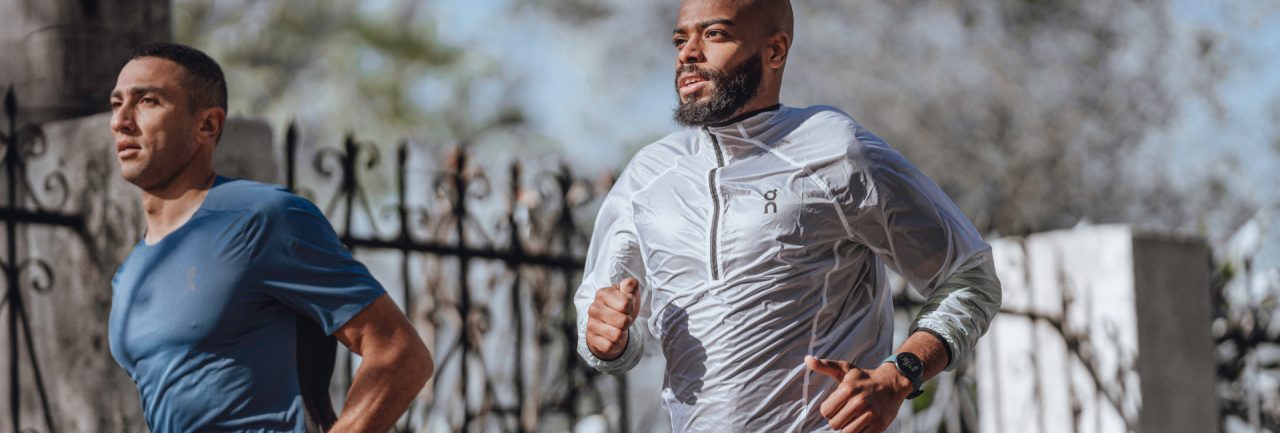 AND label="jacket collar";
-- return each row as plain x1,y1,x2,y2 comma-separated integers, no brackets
705,104,787,143
707,104,782,130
